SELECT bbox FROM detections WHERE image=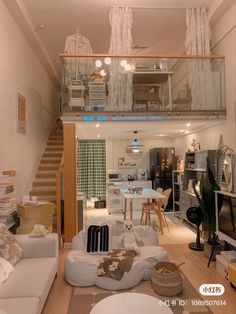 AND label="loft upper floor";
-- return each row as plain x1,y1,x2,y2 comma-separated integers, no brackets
59,53,226,121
